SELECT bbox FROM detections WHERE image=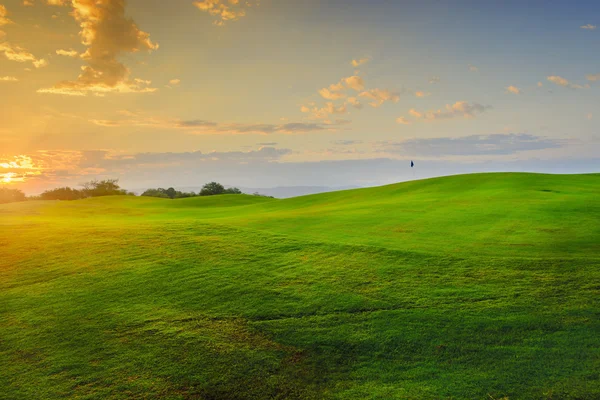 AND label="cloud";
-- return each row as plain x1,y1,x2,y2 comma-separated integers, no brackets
537,82,543,87
0,4,13,26
19,0,70,4
429,76,440,84
332,139,362,146
359,89,400,107
328,82,345,91
506,85,521,95
301,102,347,120
169,78,181,85
318,75,365,99
342,75,365,91
351,57,369,67
1,146,293,188
193,0,255,26
56,48,79,57
468,64,479,72
580,24,597,30
0,6,46,67
318,87,346,100
586,73,600,82
174,119,217,128
546,75,589,90
38,0,158,96
0,42,48,67
107,147,293,166
409,101,491,121
396,117,411,125
90,112,341,135
308,64,398,119
33,58,48,68
415,91,430,98
377,133,562,156
347,97,363,109
0,154,44,183
0,76,18,81
547,75,569,87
